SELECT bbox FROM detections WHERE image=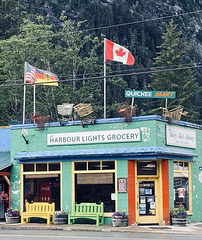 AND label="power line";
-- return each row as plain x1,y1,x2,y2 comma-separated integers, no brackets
2,62,201,83
0,64,201,88
1,9,202,42
82,10,202,32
